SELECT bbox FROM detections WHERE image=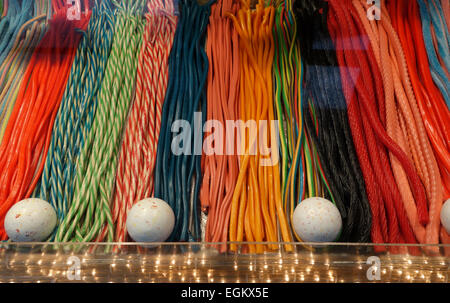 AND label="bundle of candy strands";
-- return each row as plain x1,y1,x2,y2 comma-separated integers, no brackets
0,0,448,255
